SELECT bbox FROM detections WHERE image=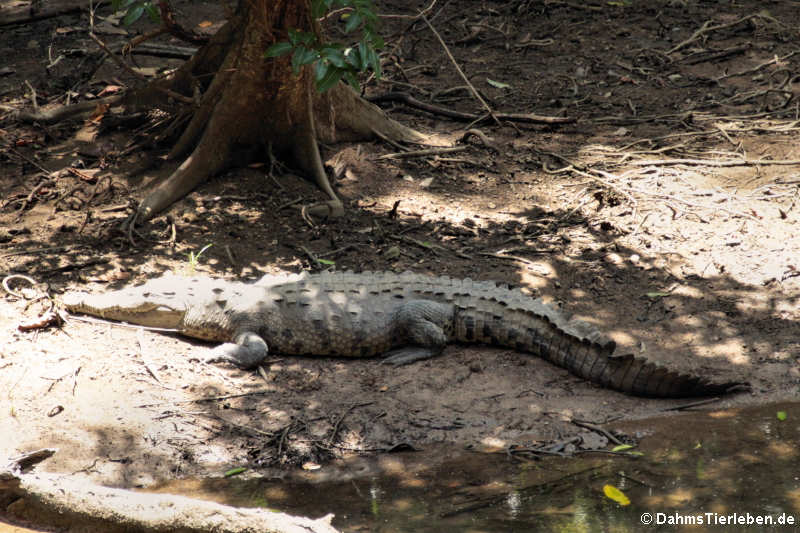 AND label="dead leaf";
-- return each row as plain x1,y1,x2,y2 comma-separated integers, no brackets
603,484,631,506
96,85,123,97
